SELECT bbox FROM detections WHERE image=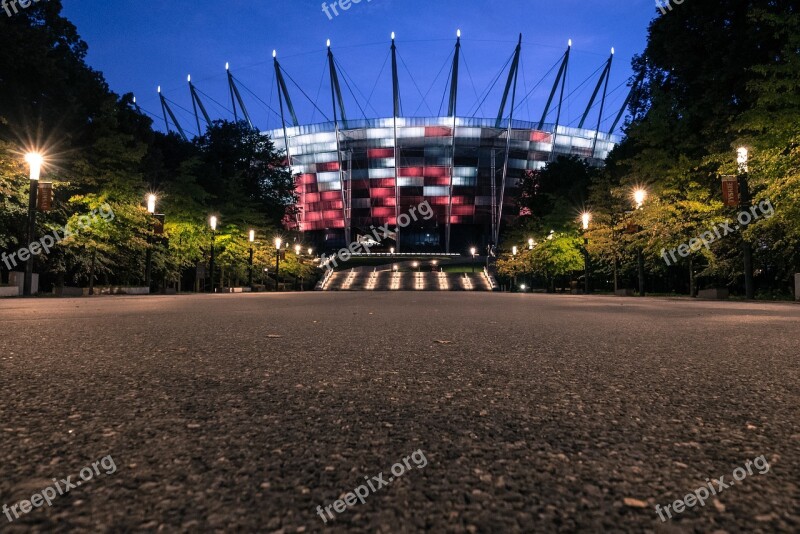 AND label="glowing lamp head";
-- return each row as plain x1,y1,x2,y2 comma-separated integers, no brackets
390,247,395,254
412,262,418,268
457,29,461,38
470,247,477,256
512,246,518,256
209,216,217,231
568,39,572,47
611,47,615,55
24,152,43,180
295,244,301,255
528,238,535,249
391,32,395,40
737,147,749,172
520,284,526,290
582,212,591,230
308,248,313,255
157,85,161,93
326,39,331,48
272,50,277,58
249,229,255,243
146,194,157,214
275,237,282,250
225,62,229,71
187,74,191,83
634,189,647,209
